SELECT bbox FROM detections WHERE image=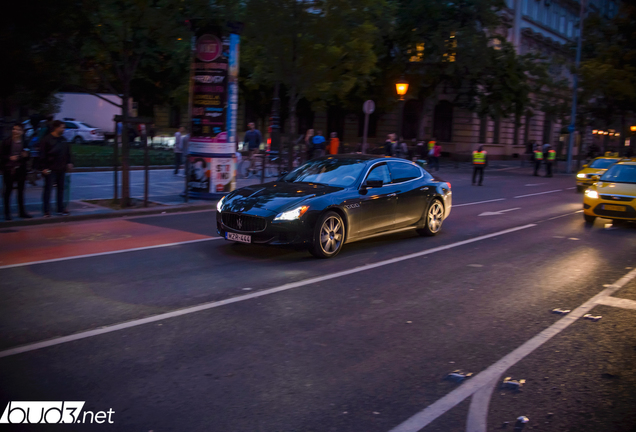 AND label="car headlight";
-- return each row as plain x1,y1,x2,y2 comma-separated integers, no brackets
577,173,586,178
585,189,598,199
274,205,309,221
217,196,225,212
